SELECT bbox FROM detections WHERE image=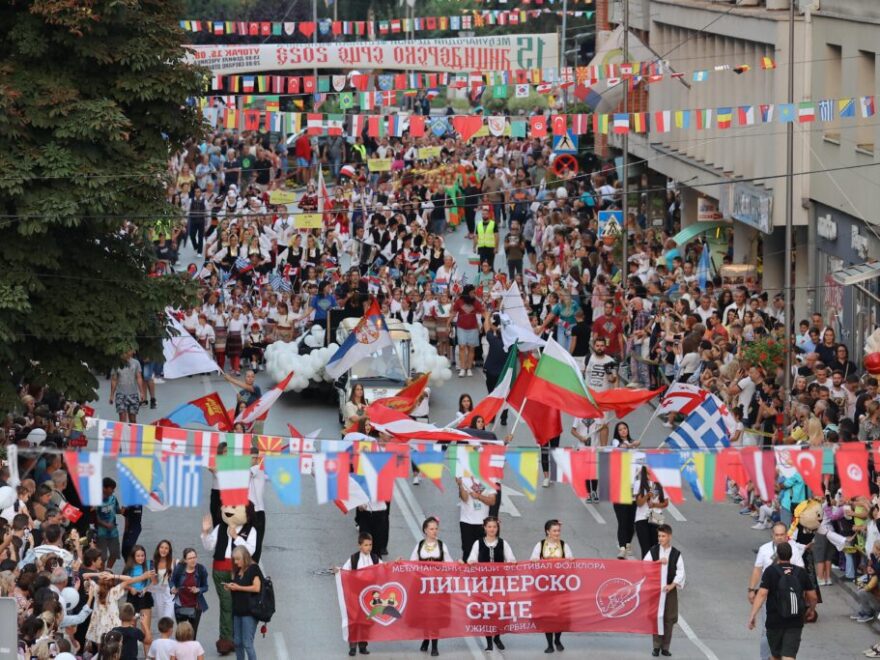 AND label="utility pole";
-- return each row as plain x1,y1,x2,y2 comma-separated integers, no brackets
561,0,568,111
312,0,318,85
783,0,795,399
621,0,629,273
